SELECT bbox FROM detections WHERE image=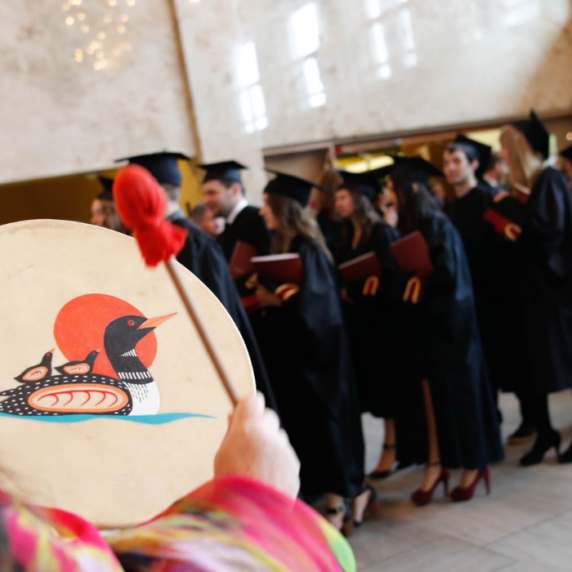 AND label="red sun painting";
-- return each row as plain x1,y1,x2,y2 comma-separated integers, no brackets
54,294,157,378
